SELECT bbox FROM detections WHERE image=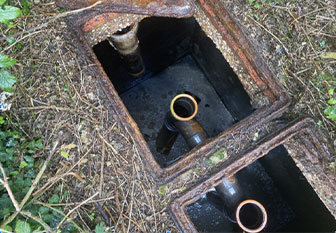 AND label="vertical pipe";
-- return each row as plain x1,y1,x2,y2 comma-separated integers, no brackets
215,176,243,221
108,23,145,77
156,94,208,155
